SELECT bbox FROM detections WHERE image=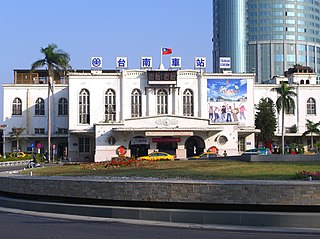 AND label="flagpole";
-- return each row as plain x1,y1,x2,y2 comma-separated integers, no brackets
160,46,162,67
